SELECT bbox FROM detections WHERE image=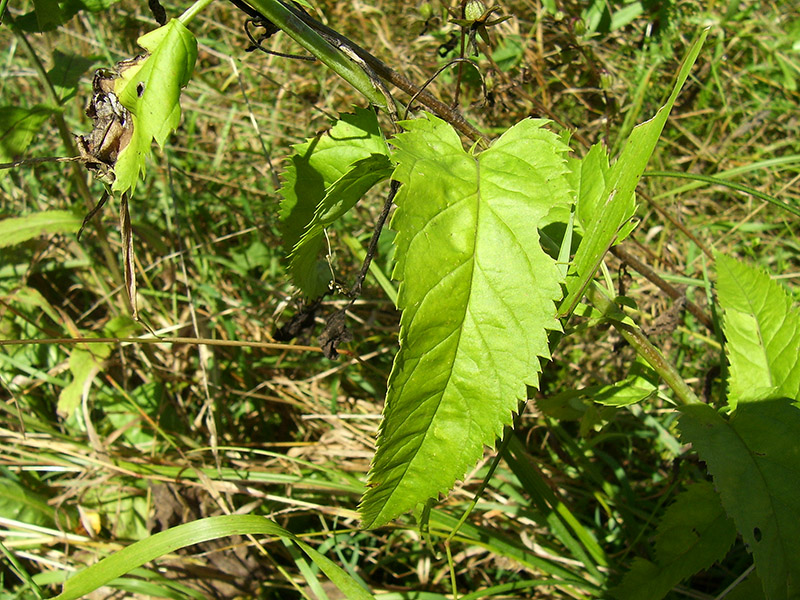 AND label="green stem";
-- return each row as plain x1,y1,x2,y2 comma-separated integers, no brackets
586,284,702,406
179,0,216,25
241,0,388,109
